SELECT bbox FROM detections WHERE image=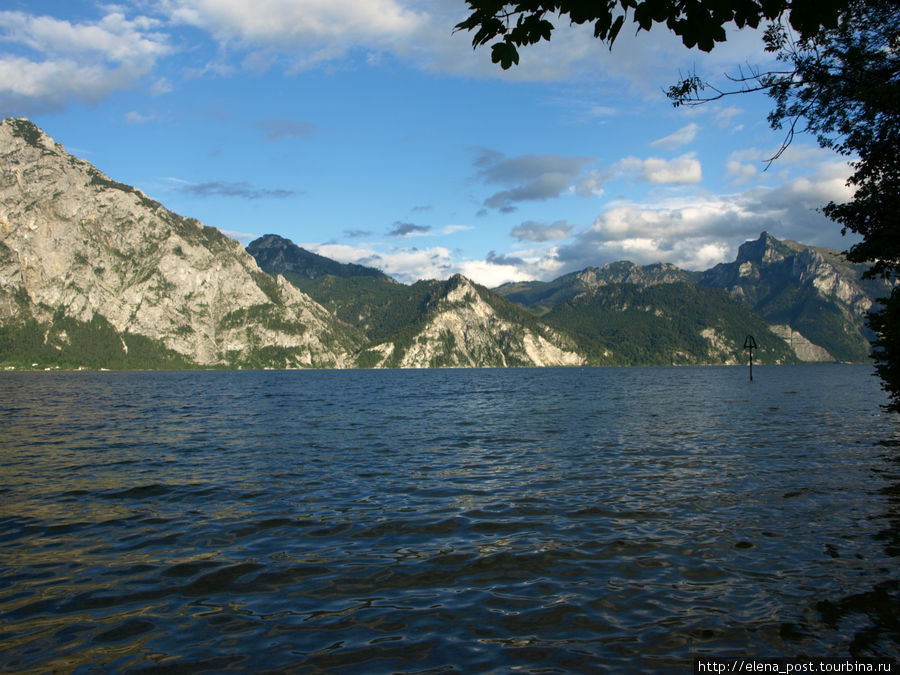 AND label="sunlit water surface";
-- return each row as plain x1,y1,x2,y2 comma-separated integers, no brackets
1,365,898,672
